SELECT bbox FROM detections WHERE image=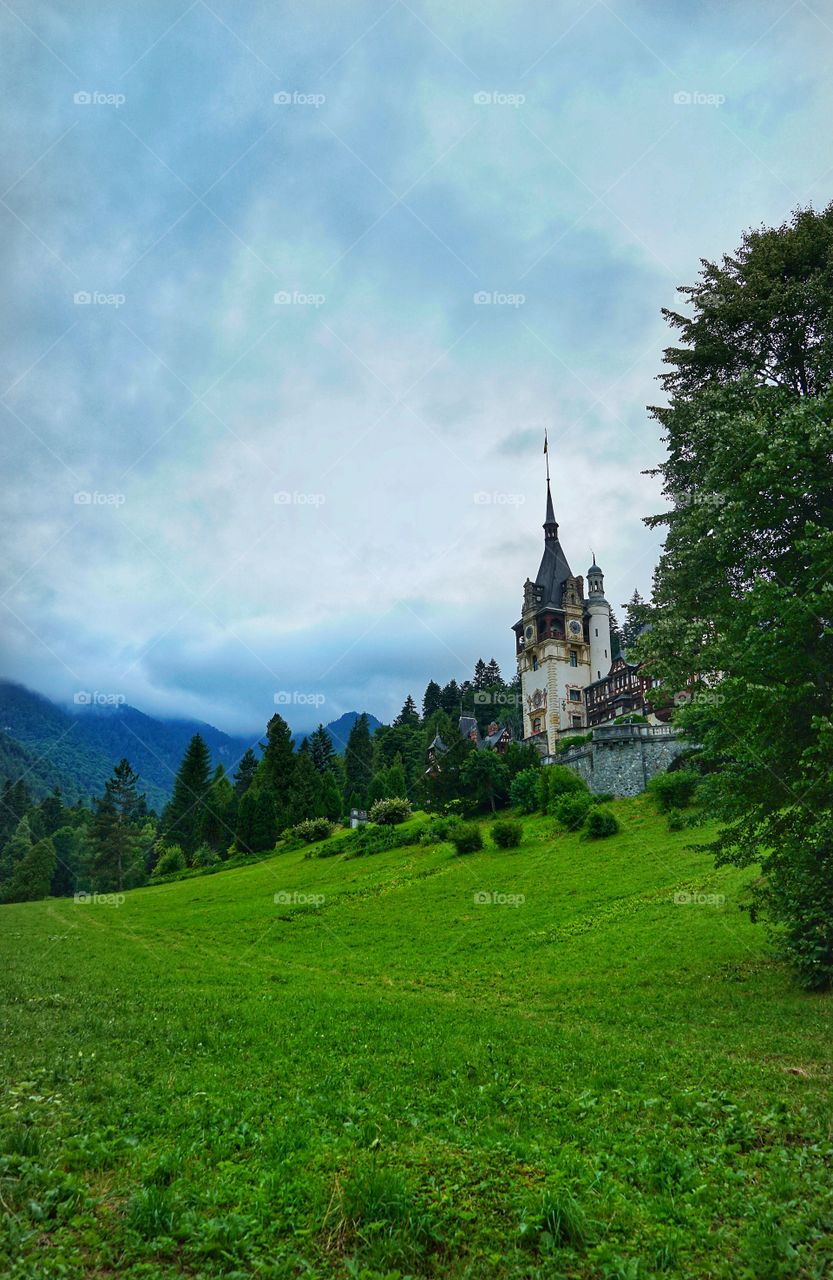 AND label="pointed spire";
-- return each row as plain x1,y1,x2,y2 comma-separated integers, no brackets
543,478,558,539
